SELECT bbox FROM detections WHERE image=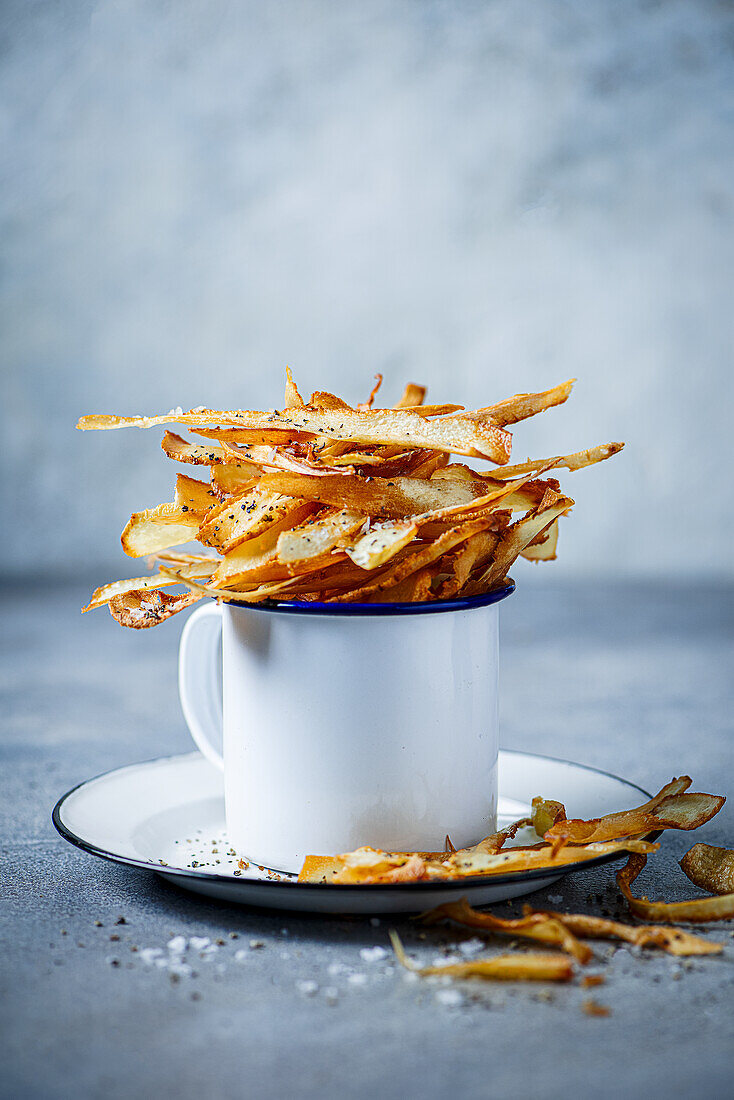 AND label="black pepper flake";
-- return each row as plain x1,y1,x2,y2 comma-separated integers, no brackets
115,917,127,925
109,934,120,942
